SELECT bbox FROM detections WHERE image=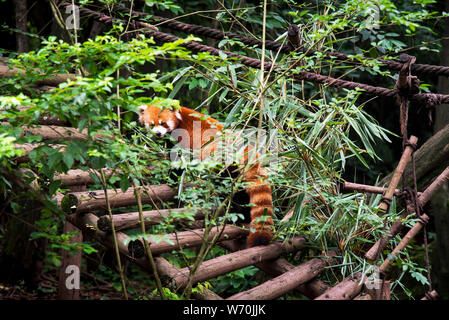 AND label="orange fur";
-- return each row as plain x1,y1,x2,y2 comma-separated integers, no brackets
138,105,273,247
